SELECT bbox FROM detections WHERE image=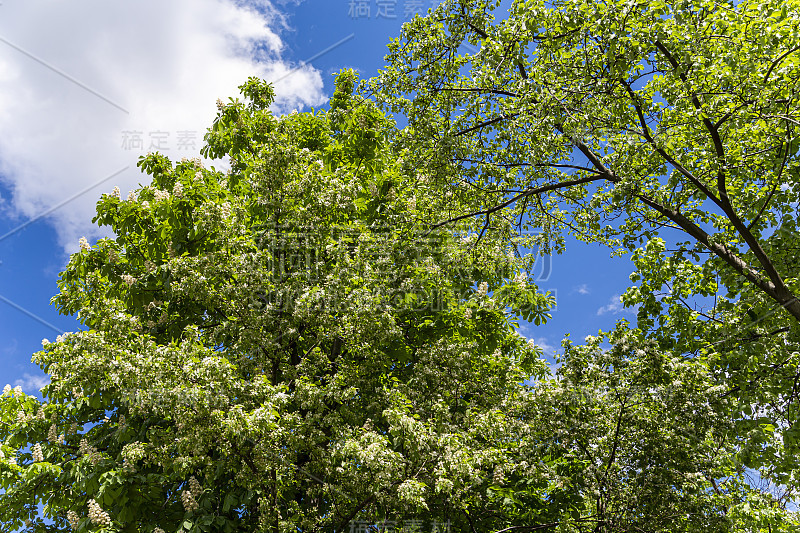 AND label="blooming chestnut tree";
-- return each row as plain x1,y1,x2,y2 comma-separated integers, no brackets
0,74,552,532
